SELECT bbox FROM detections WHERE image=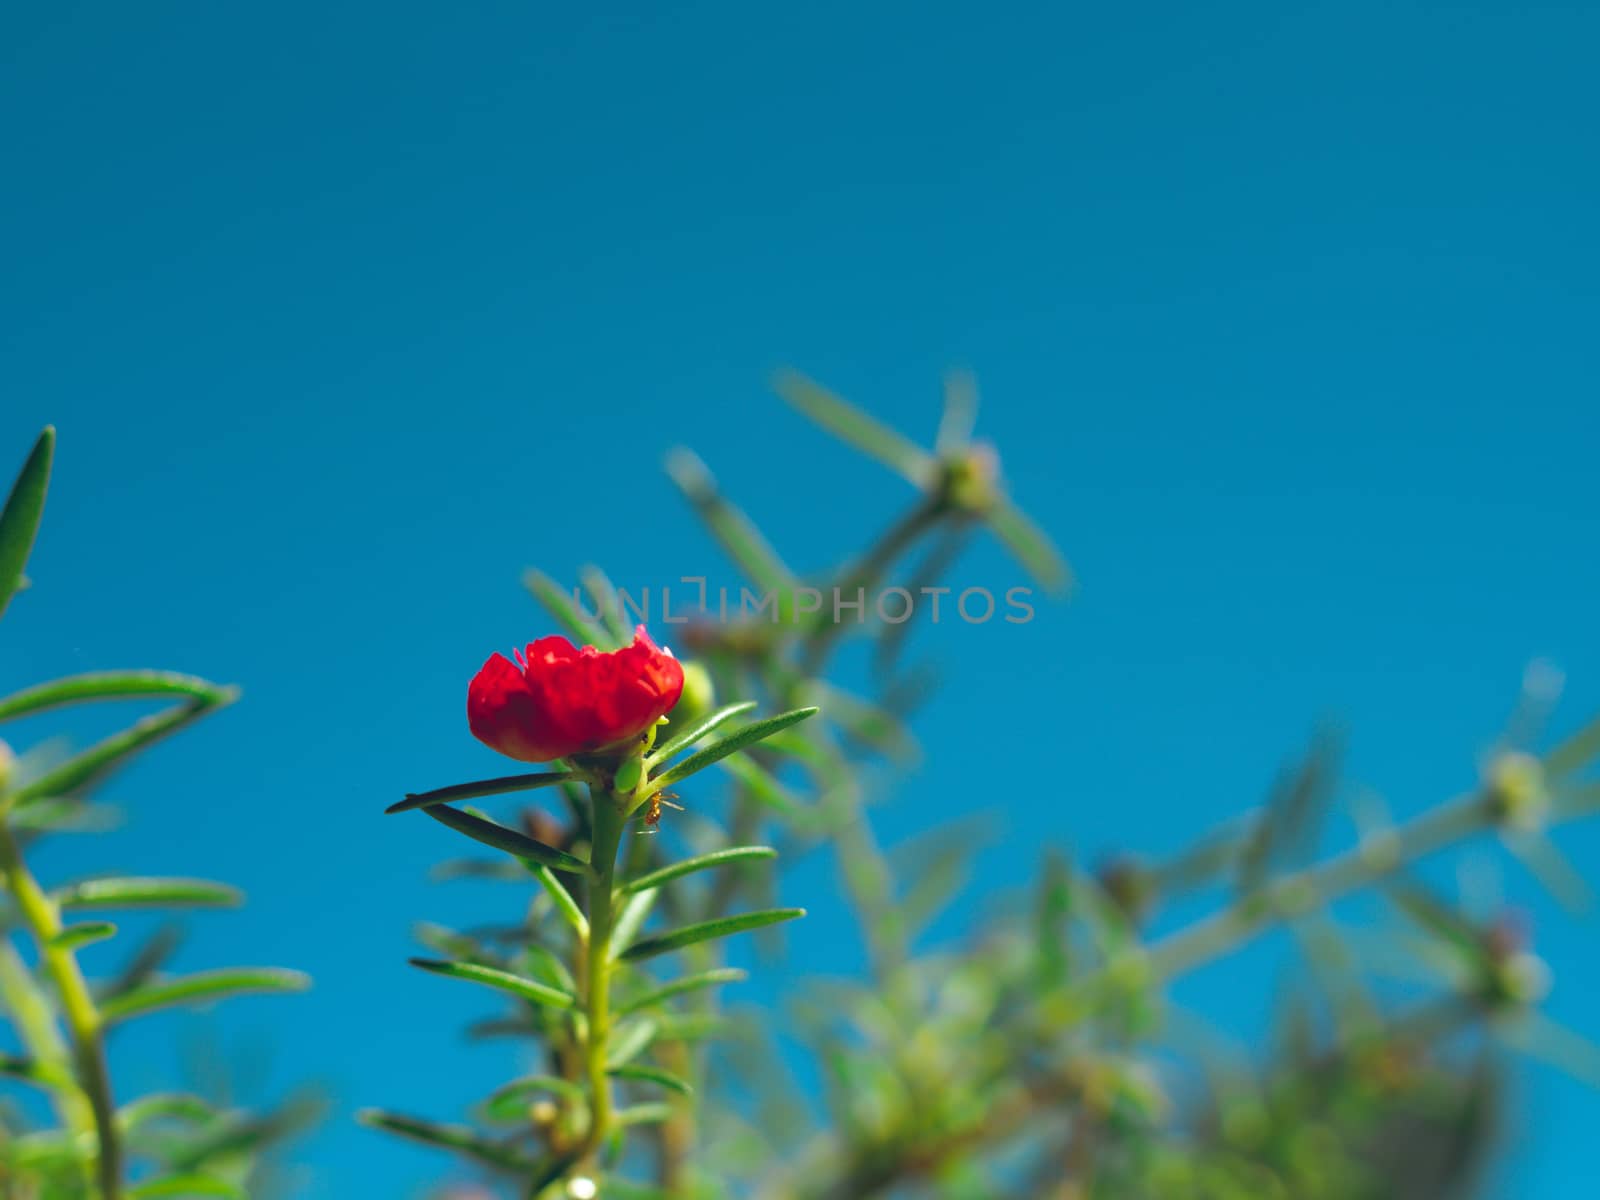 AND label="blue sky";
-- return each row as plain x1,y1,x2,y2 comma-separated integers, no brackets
2,1,1597,1195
